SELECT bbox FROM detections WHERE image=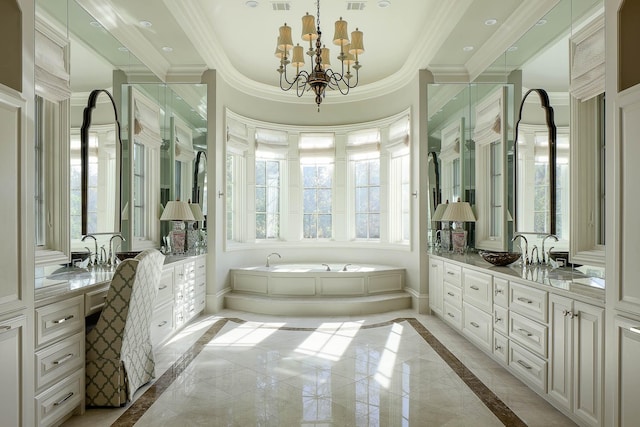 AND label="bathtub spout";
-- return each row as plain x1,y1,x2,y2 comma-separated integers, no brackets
342,264,352,271
322,263,331,271
266,252,281,268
